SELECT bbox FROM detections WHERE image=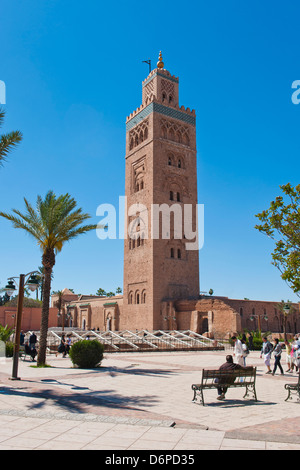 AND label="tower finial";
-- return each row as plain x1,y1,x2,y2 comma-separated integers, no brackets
157,51,164,69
